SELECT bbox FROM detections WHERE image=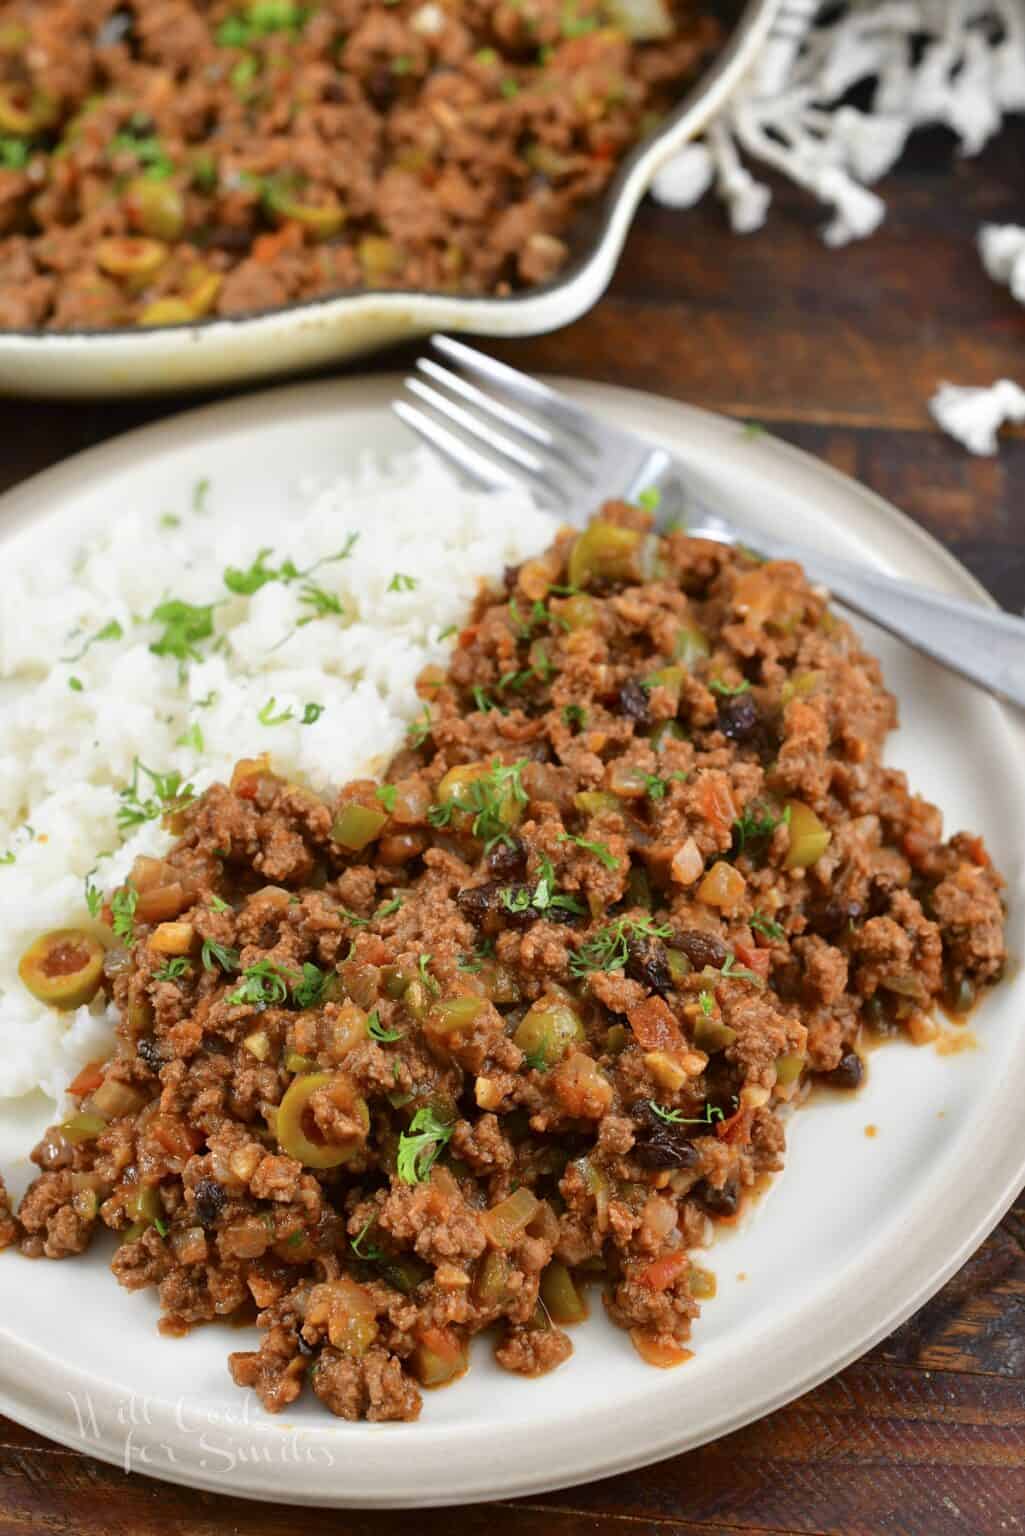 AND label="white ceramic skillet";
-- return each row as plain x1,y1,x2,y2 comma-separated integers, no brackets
0,0,777,398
